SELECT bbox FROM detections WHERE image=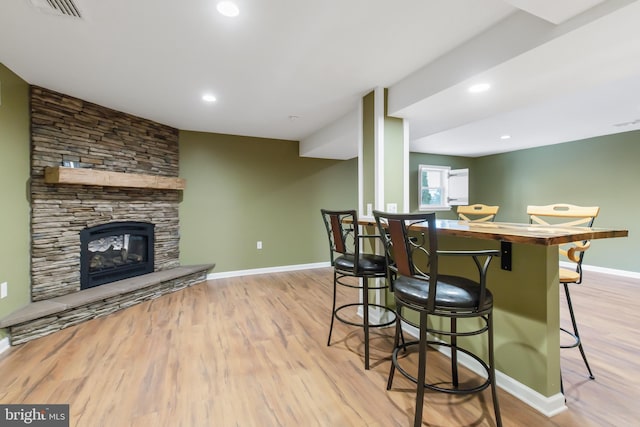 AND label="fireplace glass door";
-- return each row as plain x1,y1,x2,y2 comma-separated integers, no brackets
80,222,155,289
